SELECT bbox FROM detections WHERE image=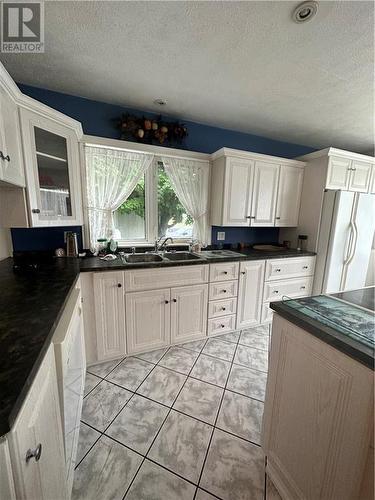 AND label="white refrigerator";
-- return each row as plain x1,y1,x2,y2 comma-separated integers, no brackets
313,190,375,294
